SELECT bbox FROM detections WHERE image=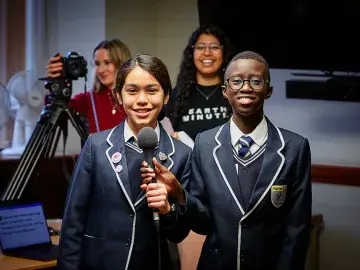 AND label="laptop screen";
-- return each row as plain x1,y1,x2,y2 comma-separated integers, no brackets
0,202,51,250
